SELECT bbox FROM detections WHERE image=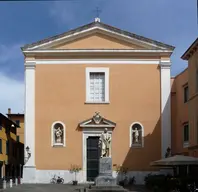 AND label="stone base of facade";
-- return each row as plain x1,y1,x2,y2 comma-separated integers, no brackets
23,166,36,183
22,168,166,184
